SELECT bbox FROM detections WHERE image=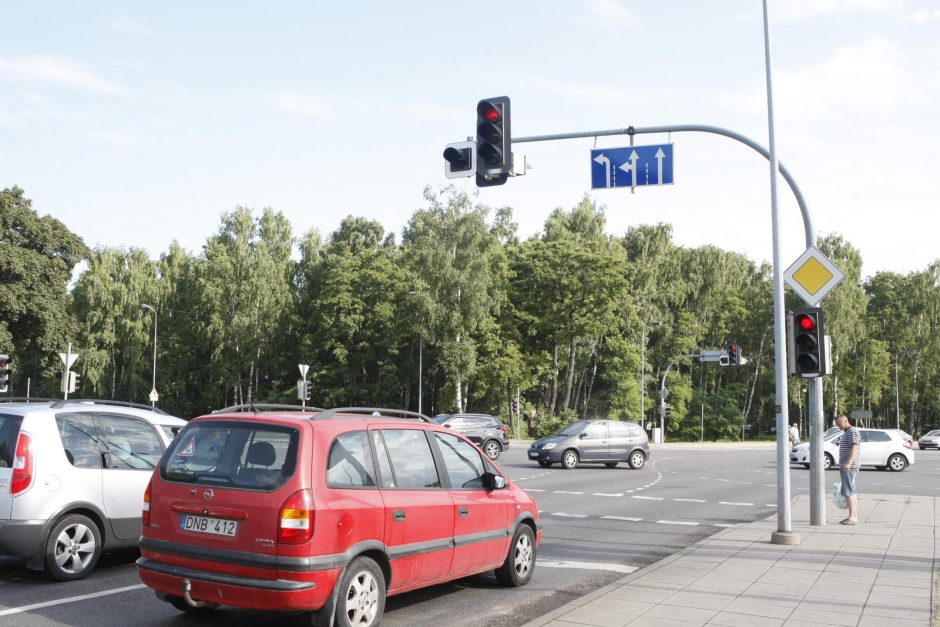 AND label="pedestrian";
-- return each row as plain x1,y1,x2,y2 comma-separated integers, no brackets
788,423,800,446
835,413,860,525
